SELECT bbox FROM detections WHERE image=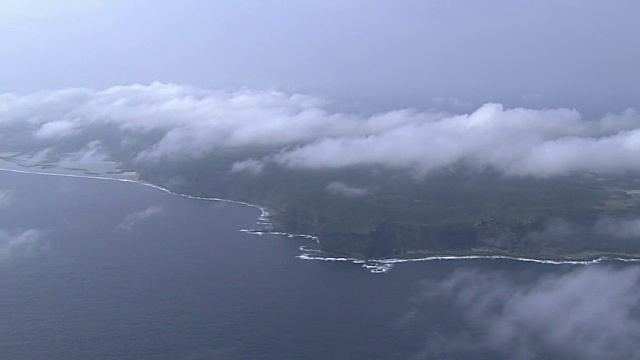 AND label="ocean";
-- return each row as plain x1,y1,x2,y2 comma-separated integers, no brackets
1,170,637,359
